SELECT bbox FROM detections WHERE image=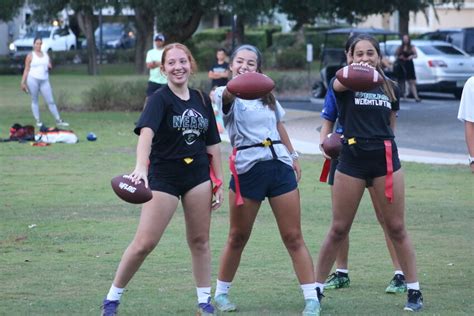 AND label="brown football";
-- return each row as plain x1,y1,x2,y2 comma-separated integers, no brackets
111,174,152,204
227,72,275,100
322,133,343,159
335,63,384,92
